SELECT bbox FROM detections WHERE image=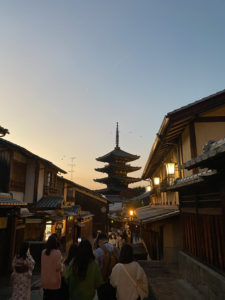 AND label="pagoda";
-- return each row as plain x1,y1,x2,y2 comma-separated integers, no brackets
94,123,141,196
